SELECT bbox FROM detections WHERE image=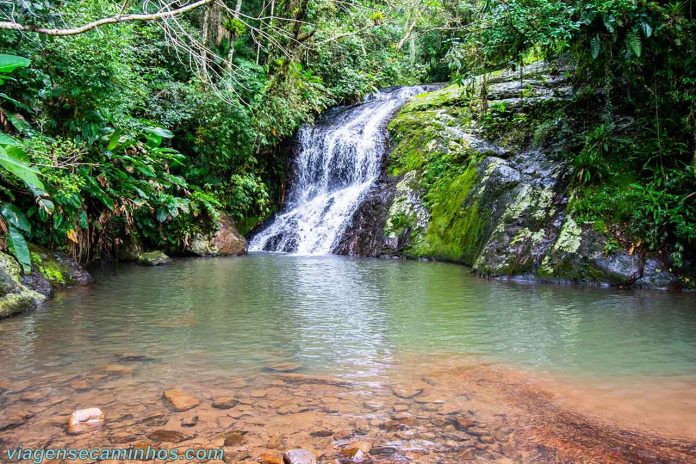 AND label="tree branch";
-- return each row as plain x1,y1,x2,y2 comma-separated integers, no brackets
0,0,214,36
